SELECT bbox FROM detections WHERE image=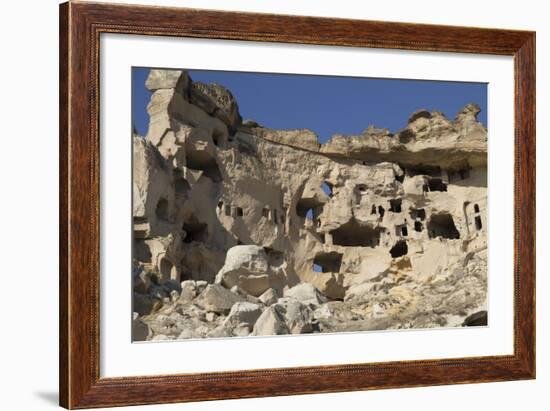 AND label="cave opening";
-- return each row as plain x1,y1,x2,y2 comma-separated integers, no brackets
155,198,170,221
427,178,448,192
474,203,480,213
475,216,483,231
134,240,152,263
389,199,402,213
378,205,385,218
330,219,382,247
185,152,222,182
405,164,442,178
182,219,208,243
212,129,224,147
414,221,423,232
390,240,408,258
427,213,460,239
265,248,285,267
409,208,426,221
296,198,323,220
313,252,343,273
